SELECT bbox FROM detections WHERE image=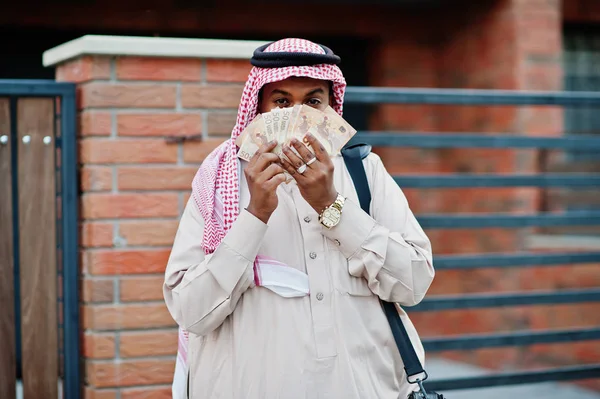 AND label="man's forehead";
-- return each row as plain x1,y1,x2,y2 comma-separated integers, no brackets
262,77,330,93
